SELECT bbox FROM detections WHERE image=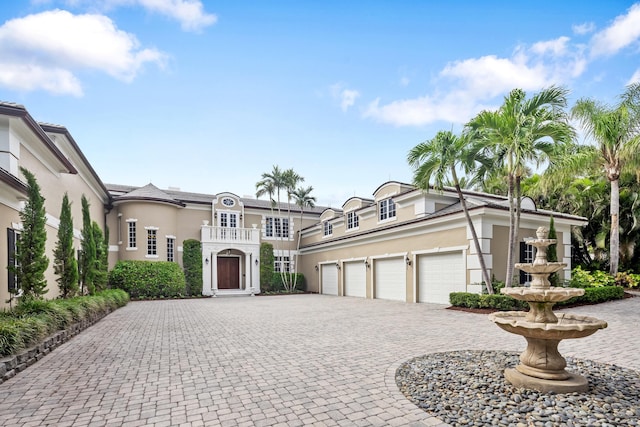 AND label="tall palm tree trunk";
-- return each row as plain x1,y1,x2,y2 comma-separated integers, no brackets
513,175,522,284
505,173,516,287
609,178,620,275
452,169,493,294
